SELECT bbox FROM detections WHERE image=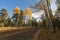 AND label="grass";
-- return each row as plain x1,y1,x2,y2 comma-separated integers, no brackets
0,27,33,35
